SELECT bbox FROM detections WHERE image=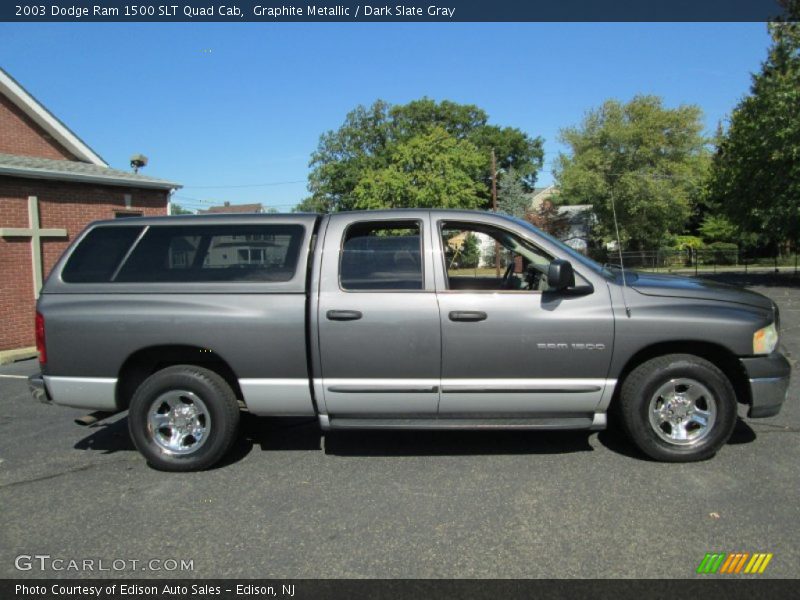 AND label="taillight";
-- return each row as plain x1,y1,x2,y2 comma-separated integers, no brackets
35,311,46,365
